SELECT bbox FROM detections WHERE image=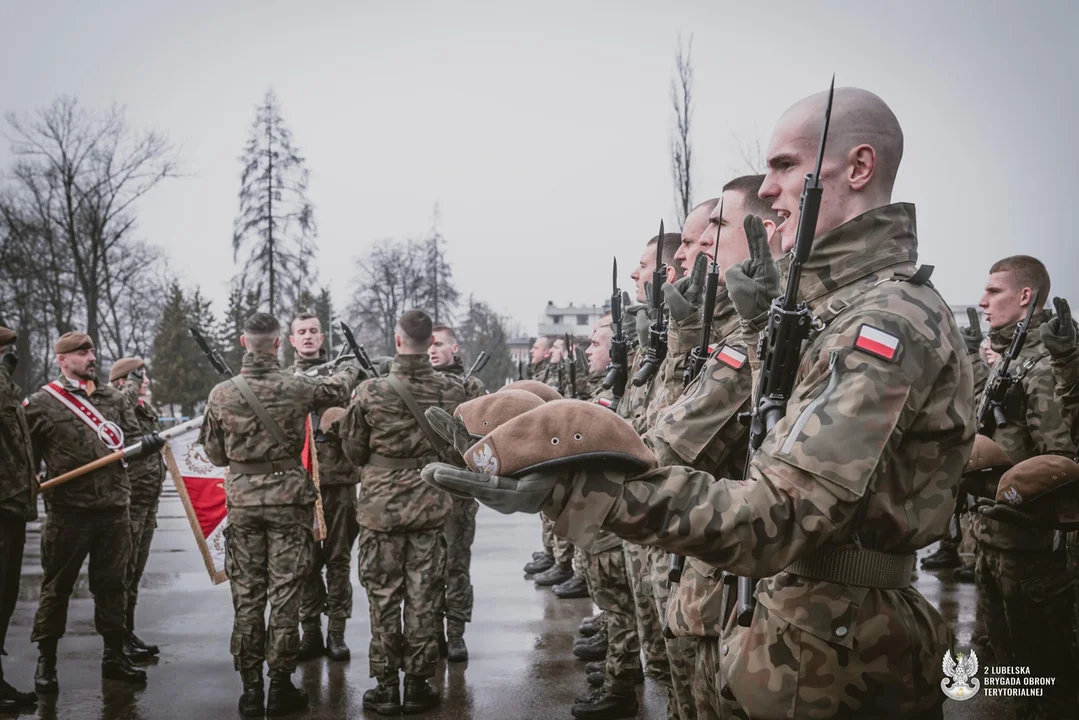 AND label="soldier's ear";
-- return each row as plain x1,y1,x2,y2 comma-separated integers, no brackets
763,219,780,259
240,335,248,350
